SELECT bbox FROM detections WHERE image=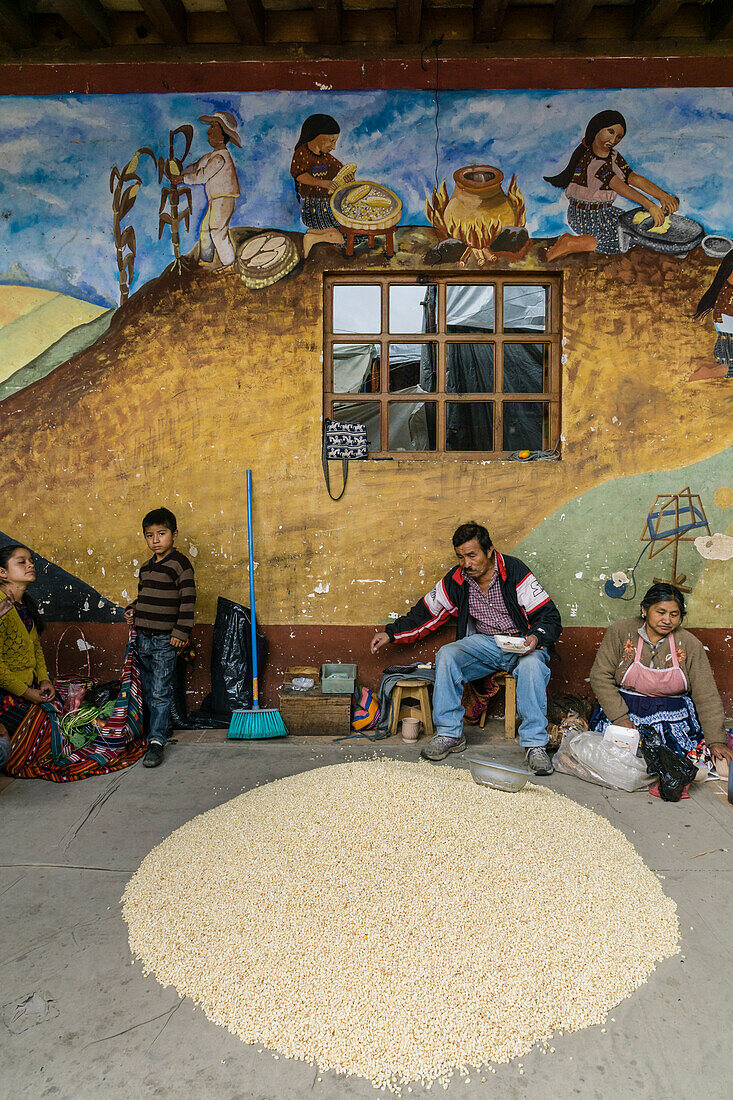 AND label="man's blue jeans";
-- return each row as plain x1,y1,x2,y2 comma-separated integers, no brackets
137,631,178,746
432,634,551,747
